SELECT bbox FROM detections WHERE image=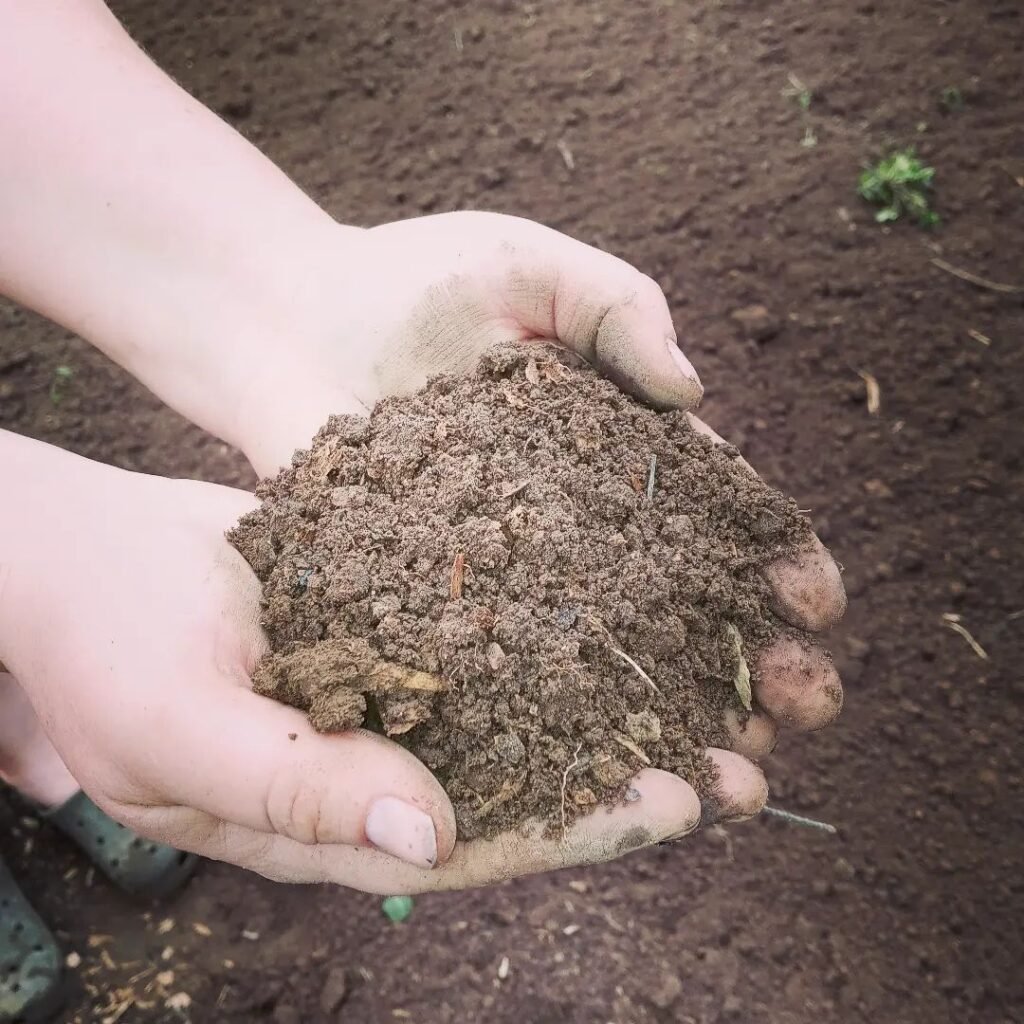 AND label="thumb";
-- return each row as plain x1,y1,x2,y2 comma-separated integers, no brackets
146,679,457,870
494,215,703,410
